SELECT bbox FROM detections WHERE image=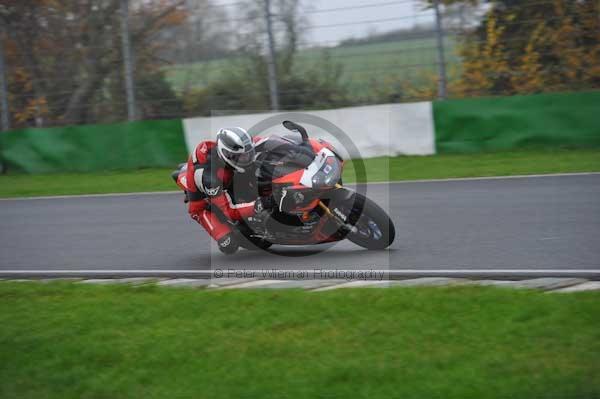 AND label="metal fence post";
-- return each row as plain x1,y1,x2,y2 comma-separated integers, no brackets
0,27,9,132
263,0,280,111
0,26,8,173
120,0,137,121
433,0,448,100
